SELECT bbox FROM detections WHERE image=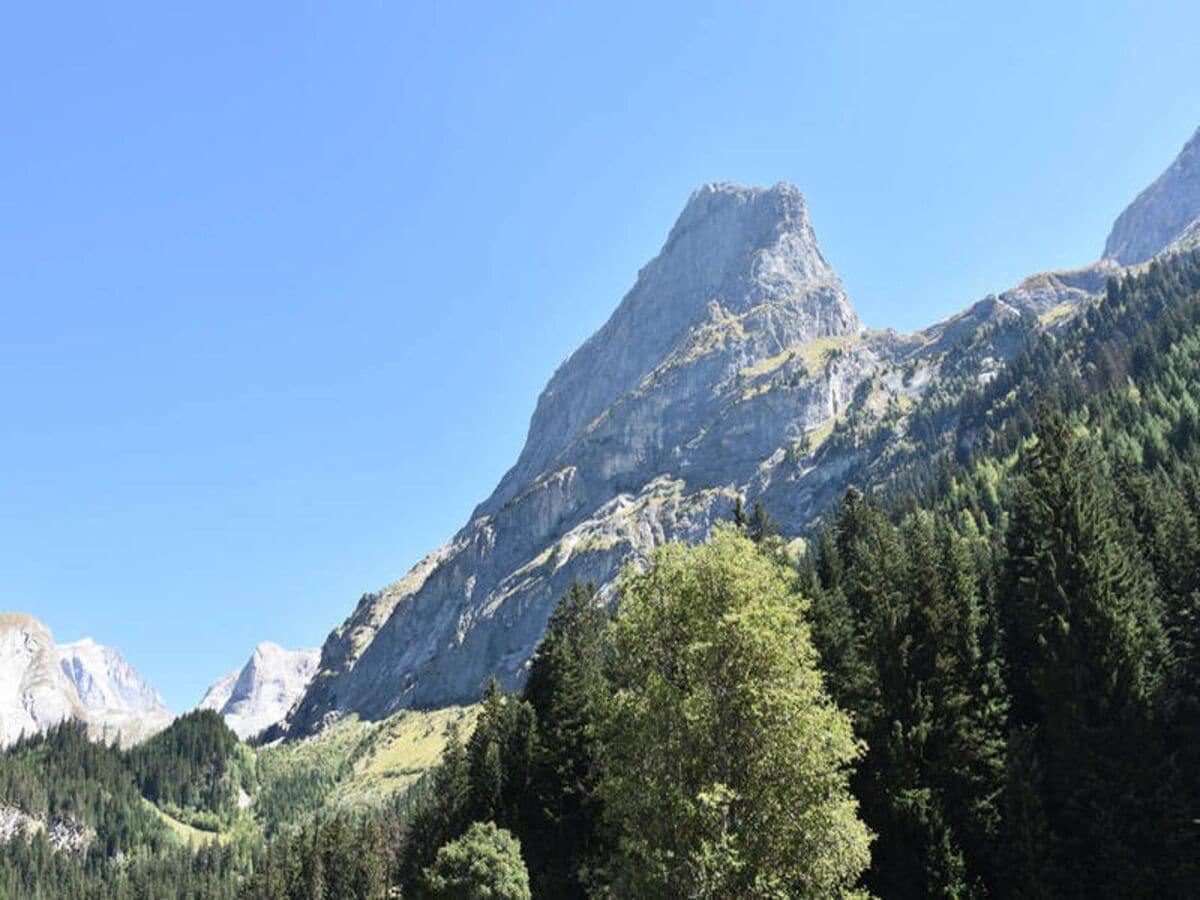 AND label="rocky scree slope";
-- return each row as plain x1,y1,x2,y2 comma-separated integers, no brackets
281,131,1200,736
